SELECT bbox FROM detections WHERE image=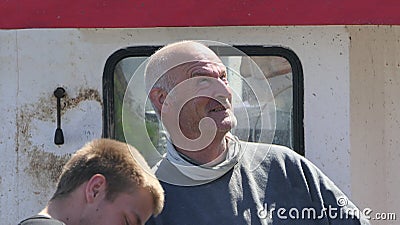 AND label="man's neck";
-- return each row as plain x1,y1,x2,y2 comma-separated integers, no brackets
174,133,228,165
39,195,82,225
